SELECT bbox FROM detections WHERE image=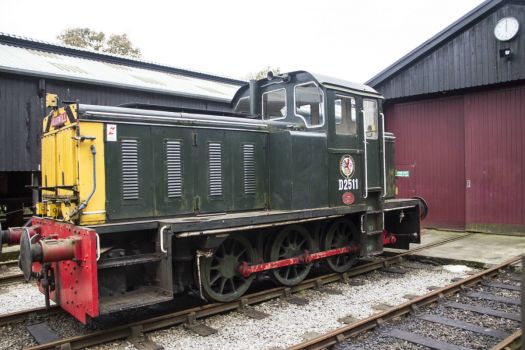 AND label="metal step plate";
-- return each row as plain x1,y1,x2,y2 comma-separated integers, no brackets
26,323,60,344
